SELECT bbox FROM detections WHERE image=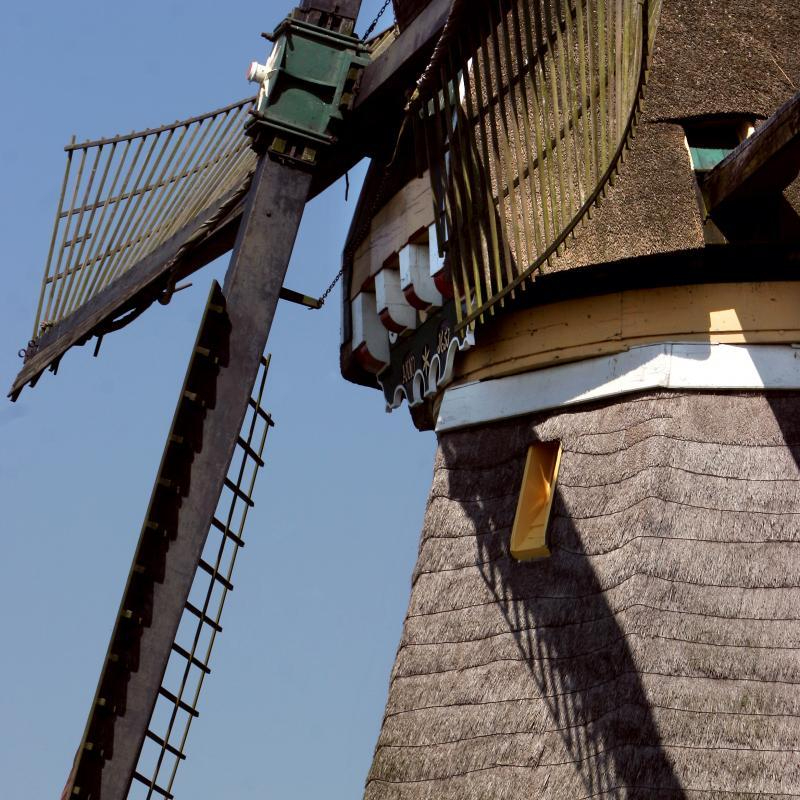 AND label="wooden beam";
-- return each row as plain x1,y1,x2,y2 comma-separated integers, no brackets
704,90,800,215
296,0,363,32
299,0,361,16
356,0,449,107
455,280,800,385
308,0,451,197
